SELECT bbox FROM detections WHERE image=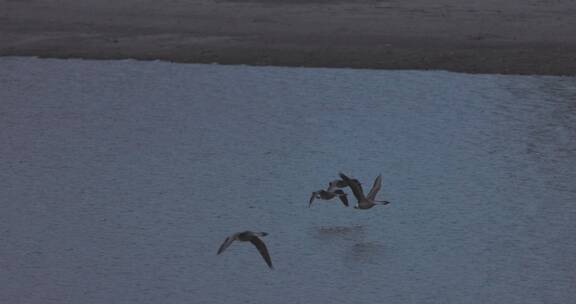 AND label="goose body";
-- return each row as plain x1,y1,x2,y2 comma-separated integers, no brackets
217,231,273,269
309,179,349,207
339,173,391,209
